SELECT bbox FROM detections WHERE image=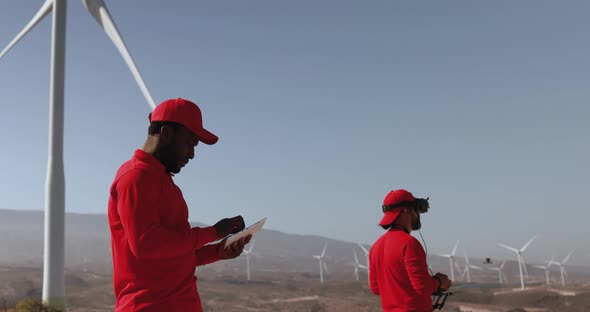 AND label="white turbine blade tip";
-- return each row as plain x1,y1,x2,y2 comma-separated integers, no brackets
521,236,536,252
452,240,460,255
0,0,53,60
357,242,369,254
562,251,574,264
82,0,156,109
